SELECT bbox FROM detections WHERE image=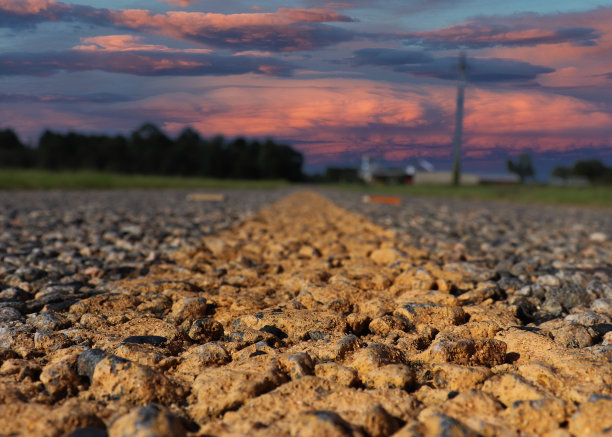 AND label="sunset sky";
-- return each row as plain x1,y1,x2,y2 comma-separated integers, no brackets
1,0,611,175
